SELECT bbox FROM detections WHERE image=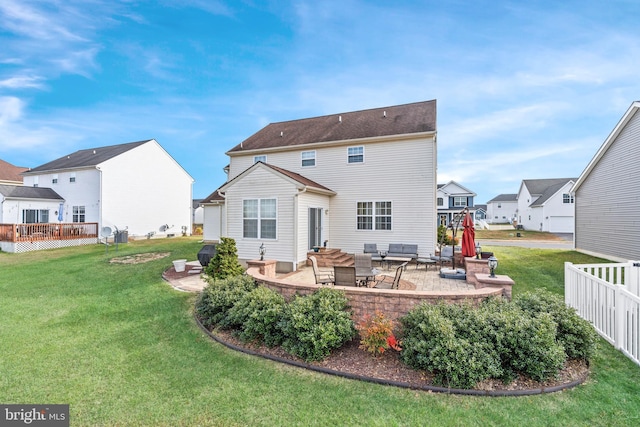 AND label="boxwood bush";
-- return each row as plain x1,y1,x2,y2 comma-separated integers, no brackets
513,290,598,360
226,286,286,347
278,287,356,362
400,295,583,389
195,275,257,328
